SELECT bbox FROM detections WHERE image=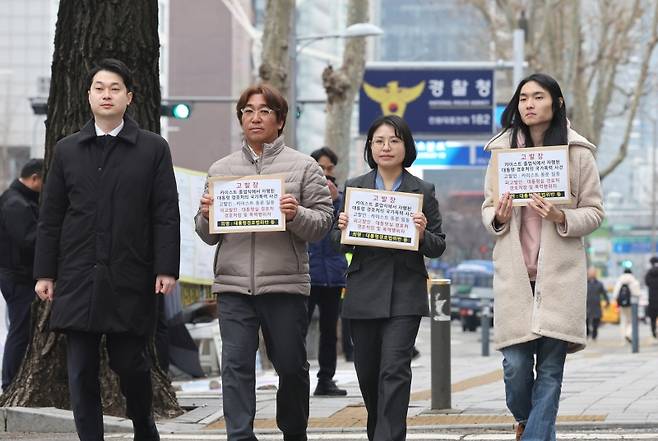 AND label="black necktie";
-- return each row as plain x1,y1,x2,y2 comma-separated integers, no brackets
97,134,111,148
